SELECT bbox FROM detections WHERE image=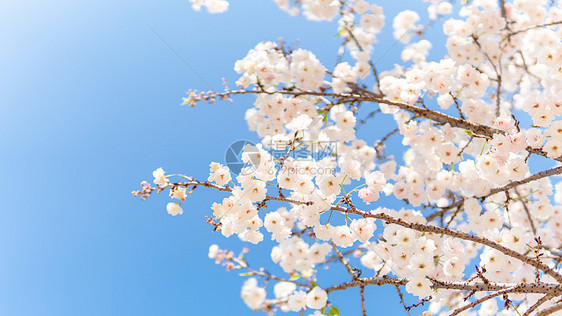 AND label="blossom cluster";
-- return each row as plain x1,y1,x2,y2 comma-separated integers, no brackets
137,0,562,315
